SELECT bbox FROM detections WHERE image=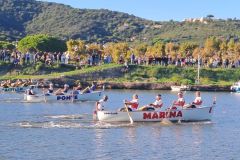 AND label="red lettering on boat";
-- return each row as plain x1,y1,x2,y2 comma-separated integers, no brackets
152,112,158,119
177,111,183,117
170,111,176,118
159,112,165,118
143,113,152,119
